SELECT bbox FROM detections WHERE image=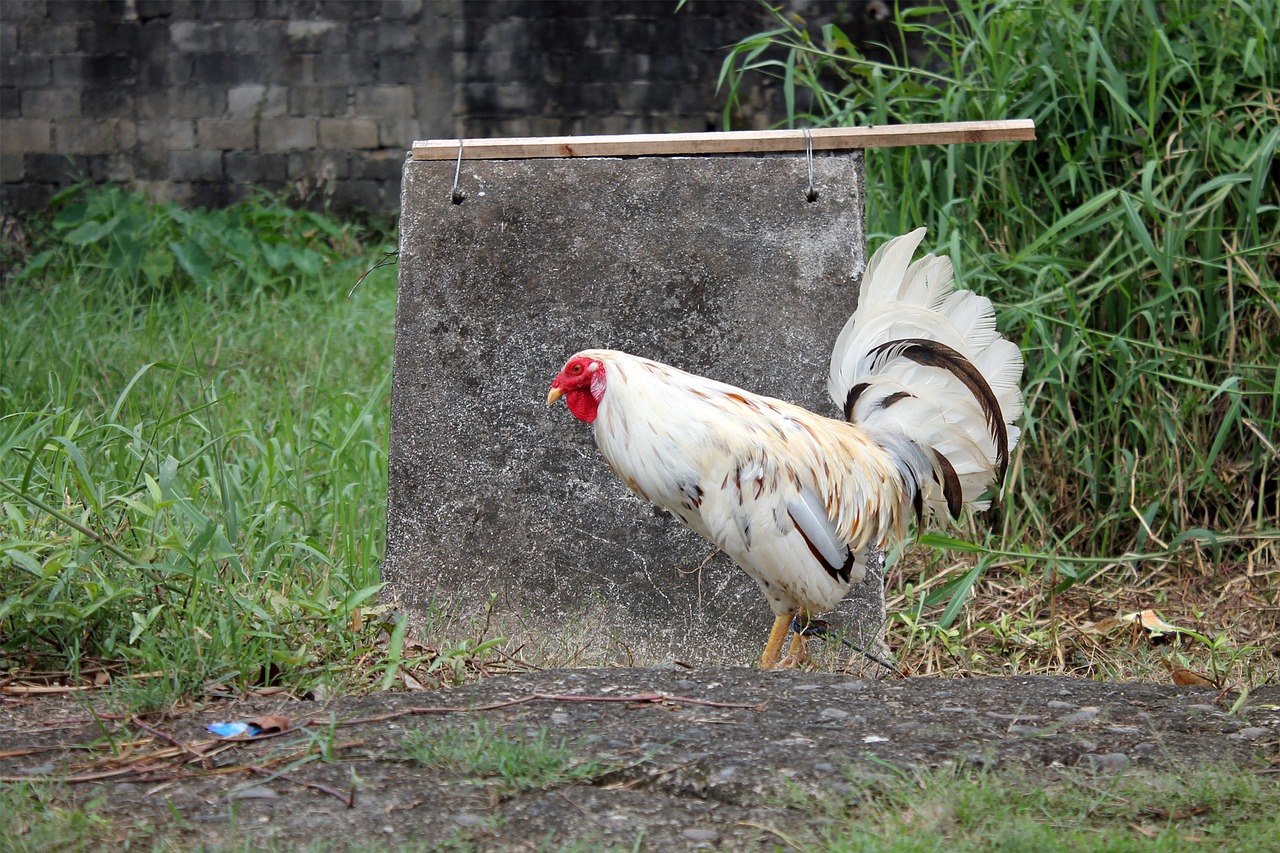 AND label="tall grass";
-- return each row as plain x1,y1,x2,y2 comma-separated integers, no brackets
1,186,397,702
3,2,1276,696
720,1,1279,589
